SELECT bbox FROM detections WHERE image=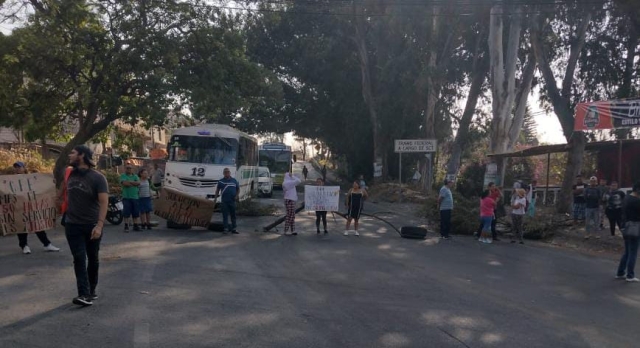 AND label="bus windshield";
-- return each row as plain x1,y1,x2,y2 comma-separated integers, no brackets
259,150,291,173
169,135,238,165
